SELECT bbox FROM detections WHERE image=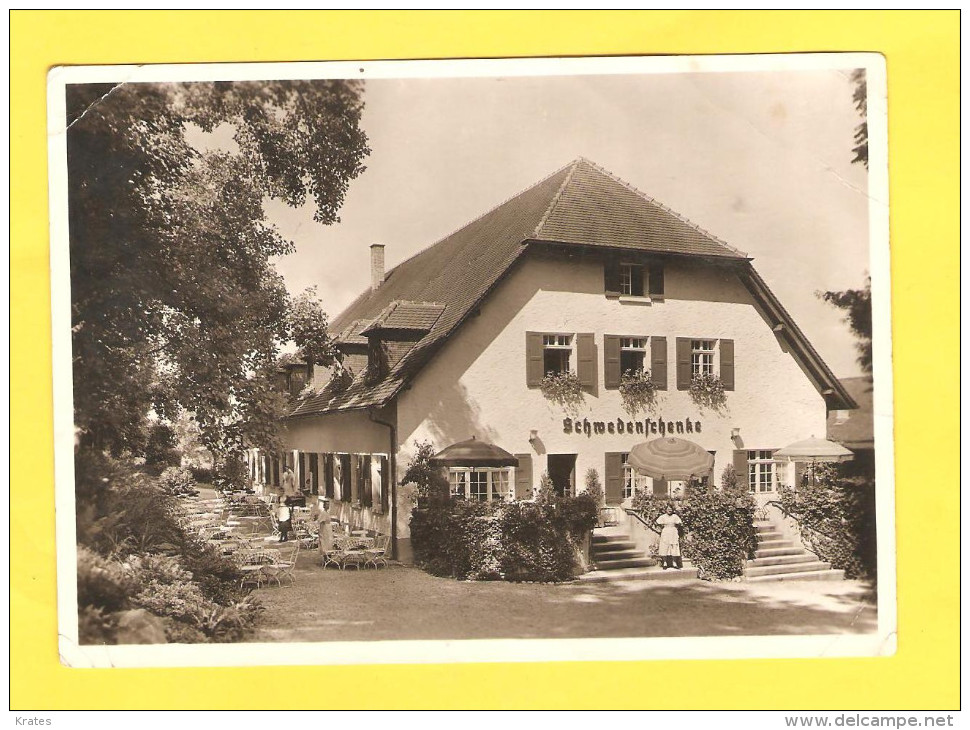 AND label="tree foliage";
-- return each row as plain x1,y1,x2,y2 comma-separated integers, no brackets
67,80,368,458
850,68,868,169
819,277,872,374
